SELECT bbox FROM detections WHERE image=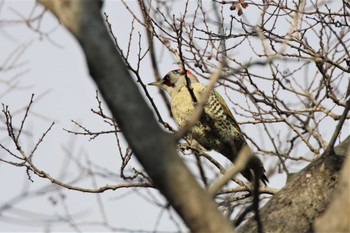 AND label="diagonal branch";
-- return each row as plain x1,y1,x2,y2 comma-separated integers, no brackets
37,1,235,232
